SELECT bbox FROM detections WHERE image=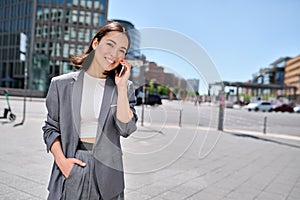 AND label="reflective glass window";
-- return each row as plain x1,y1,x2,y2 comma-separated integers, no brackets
94,0,100,9
72,10,78,23
87,0,92,8
64,26,70,41
100,13,105,26
63,43,69,58
101,0,106,10
80,0,86,7
79,11,84,25
86,12,92,25
70,27,76,41
93,13,99,26
78,28,85,42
